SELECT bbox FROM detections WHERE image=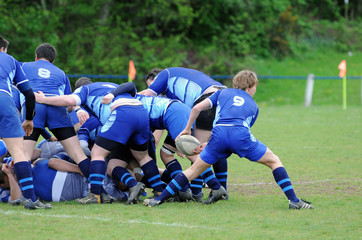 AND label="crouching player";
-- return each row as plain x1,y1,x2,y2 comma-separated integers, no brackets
144,70,314,209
